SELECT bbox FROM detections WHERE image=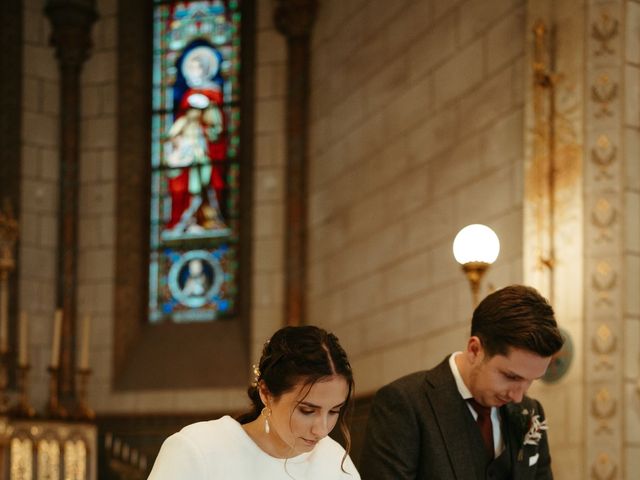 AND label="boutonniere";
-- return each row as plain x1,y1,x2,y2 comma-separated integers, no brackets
516,408,548,461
